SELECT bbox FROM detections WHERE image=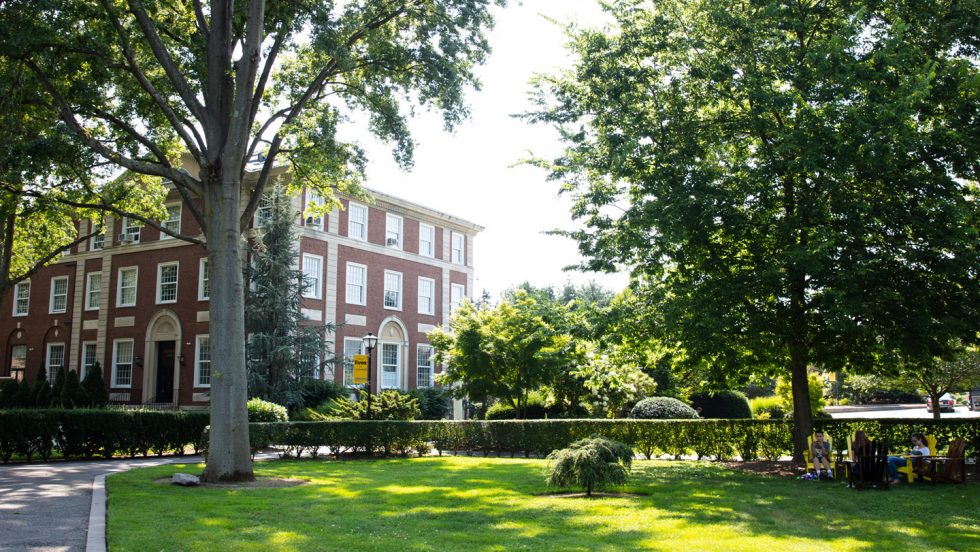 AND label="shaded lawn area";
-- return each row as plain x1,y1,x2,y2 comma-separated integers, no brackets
107,457,979,551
